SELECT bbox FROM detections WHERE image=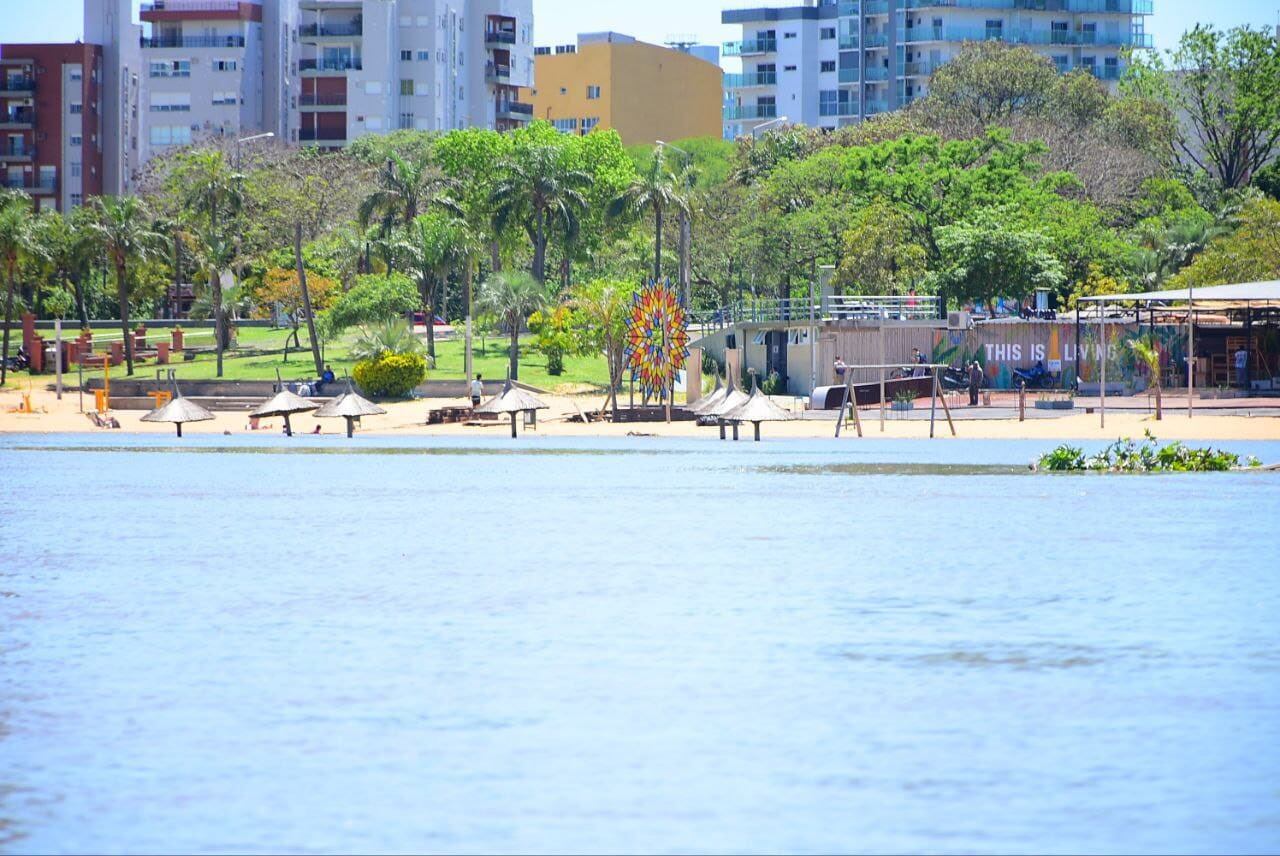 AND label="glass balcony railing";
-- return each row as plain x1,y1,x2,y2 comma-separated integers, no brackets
0,110,36,125
864,33,890,47
903,0,1152,11
485,30,517,45
299,58,362,72
865,99,891,114
723,39,778,56
902,25,1151,46
496,100,533,117
299,128,347,142
839,35,859,49
724,103,778,121
819,101,859,117
140,35,247,48
864,66,890,81
724,71,777,88
1,77,36,92
1,175,56,191
1,143,34,158
298,23,362,37
839,67,861,83
299,93,347,107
